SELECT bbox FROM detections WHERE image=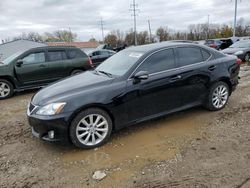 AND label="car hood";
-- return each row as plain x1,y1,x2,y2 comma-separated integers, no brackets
222,47,247,54
32,71,114,106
